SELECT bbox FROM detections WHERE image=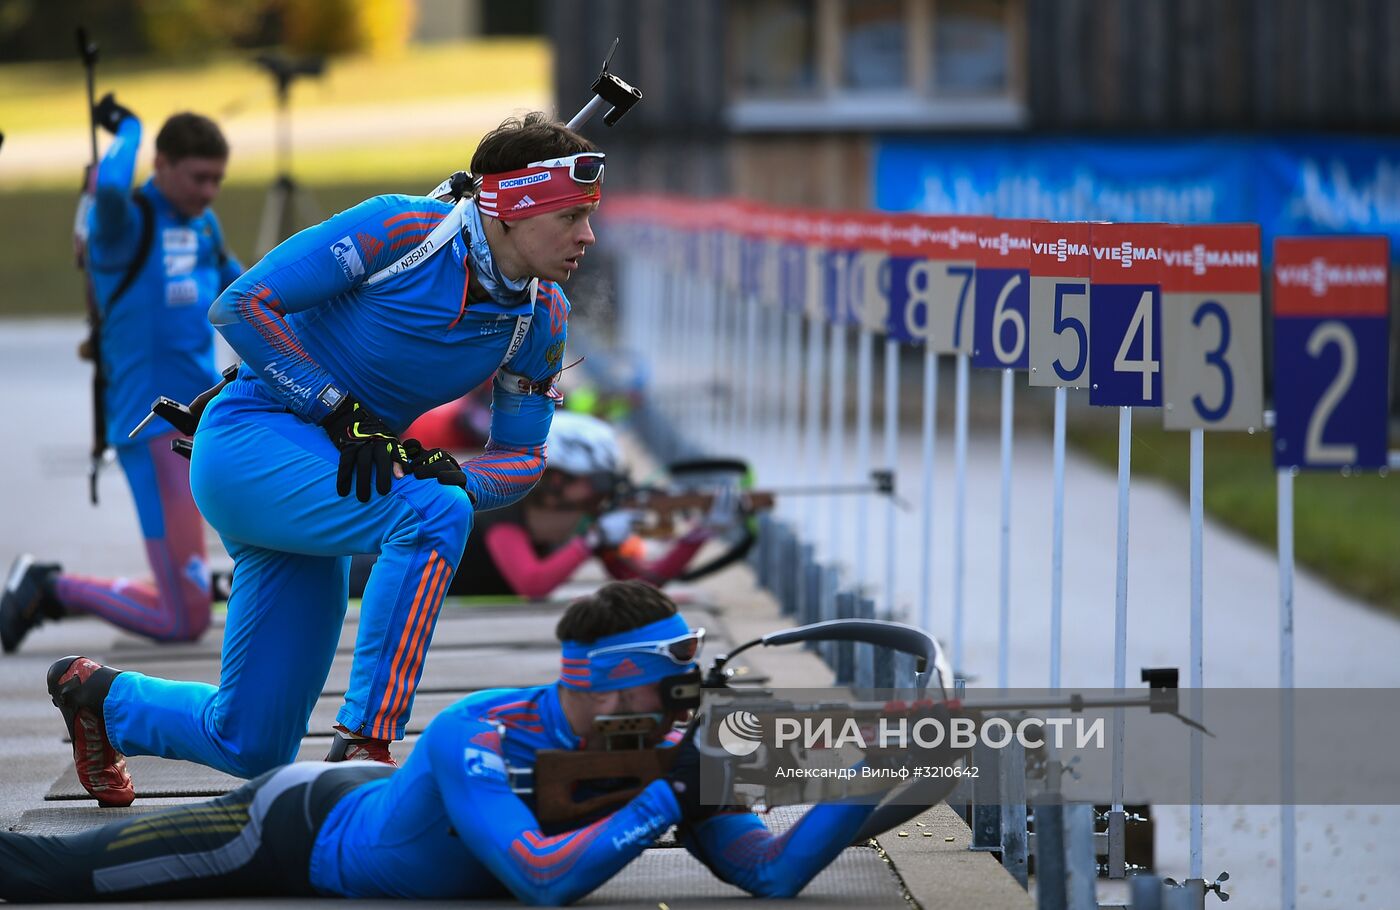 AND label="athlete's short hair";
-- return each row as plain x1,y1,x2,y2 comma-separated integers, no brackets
555,581,677,644
470,111,596,177
156,113,229,163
